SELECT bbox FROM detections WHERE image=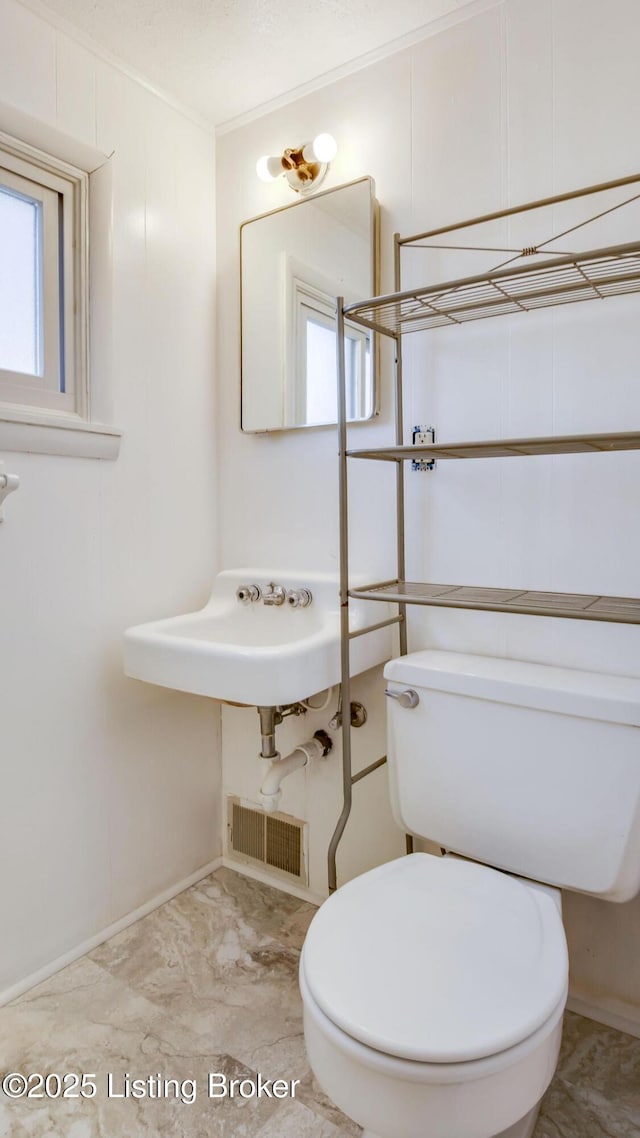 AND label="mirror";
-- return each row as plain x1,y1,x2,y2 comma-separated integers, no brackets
241,177,378,432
